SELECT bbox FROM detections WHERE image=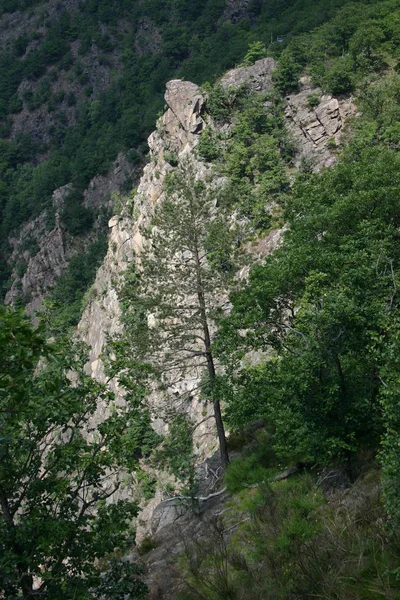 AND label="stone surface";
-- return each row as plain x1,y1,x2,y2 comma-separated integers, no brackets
284,79,356,171
73,69,356,598
221,57,277,92
5,154,137,315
